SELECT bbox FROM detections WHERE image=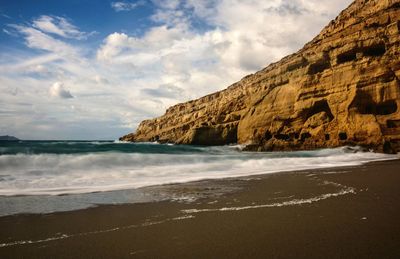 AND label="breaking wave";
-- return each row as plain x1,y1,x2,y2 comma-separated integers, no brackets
0,141,396,196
